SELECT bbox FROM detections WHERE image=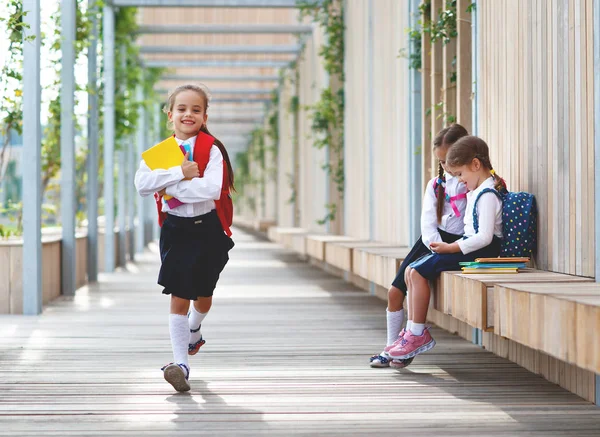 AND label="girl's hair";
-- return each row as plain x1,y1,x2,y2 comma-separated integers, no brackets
446,135,507,192
433,124,469,223
164,84,235,191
